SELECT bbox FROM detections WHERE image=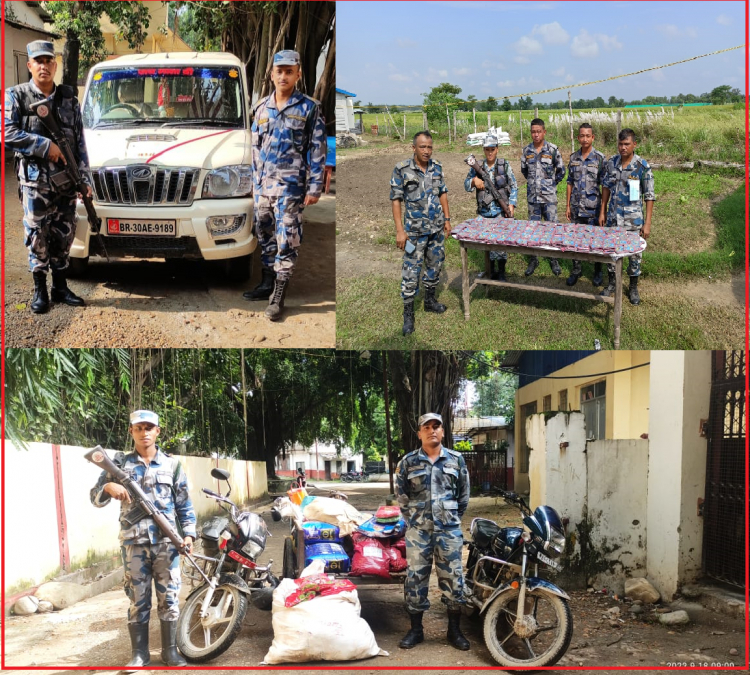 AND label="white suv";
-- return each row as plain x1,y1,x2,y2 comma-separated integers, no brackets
72,52,256,281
